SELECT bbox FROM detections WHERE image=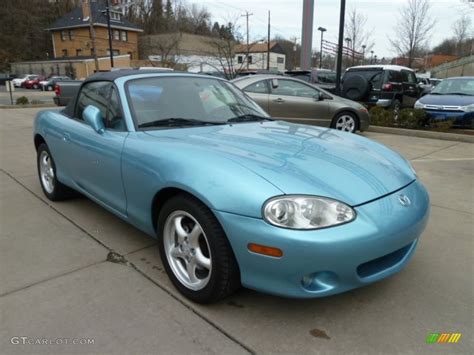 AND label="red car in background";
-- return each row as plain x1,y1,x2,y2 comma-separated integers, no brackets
22,76,44,89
